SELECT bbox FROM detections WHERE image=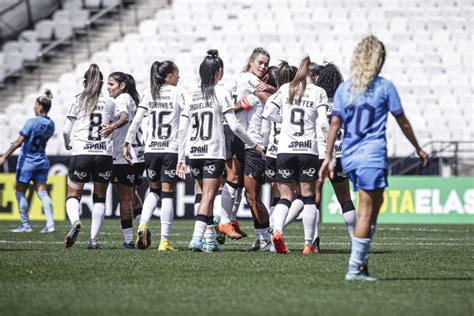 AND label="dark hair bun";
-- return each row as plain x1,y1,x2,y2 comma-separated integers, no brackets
44,89,53,99
207,49,219,58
